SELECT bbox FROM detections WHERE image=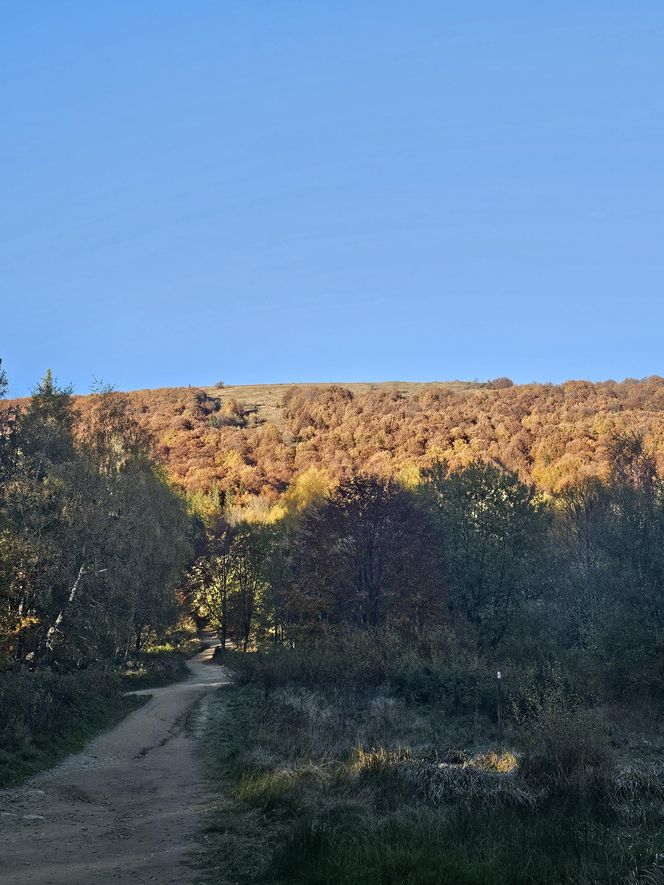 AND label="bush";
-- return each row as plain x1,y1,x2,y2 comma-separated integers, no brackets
485,376,514,389
120,648,190,689
520,708,615,807
220,626,496,713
